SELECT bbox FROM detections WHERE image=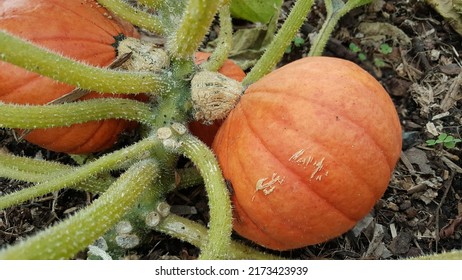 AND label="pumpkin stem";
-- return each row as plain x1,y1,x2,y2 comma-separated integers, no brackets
0,31,168,94
166,0,220,59
96,0,166,35
0,151,112,193
175,134,233,260
0,159,159,260
137,0,163,9
199,4,233,72
175,167,204,190
0,98,154,129
0,136,161,211
156,214,284,260
308,0,373,56
242,0,315,86
100,188,172,258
